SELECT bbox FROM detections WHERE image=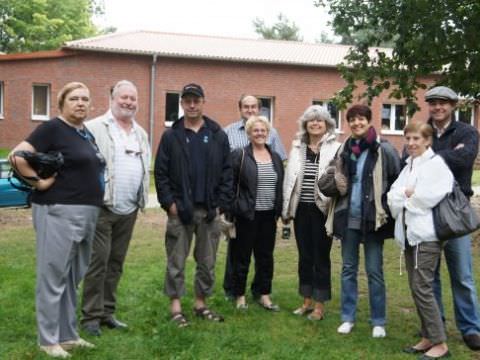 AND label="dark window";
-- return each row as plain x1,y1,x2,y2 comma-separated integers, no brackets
165,92,181,127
